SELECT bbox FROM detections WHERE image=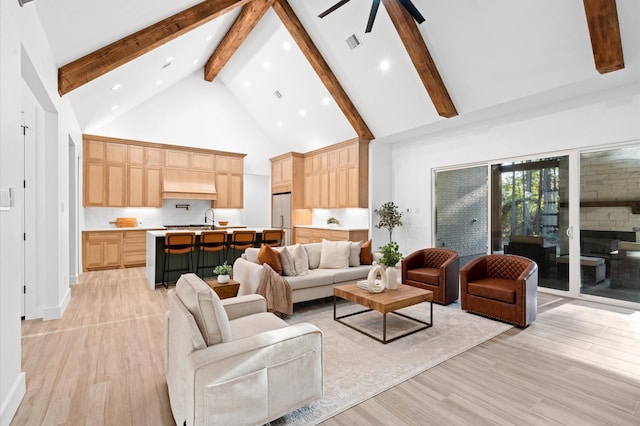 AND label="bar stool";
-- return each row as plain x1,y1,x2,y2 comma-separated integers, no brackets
196,230,228,277
227,230,257,263
261,229,284,247
163,232,196,288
